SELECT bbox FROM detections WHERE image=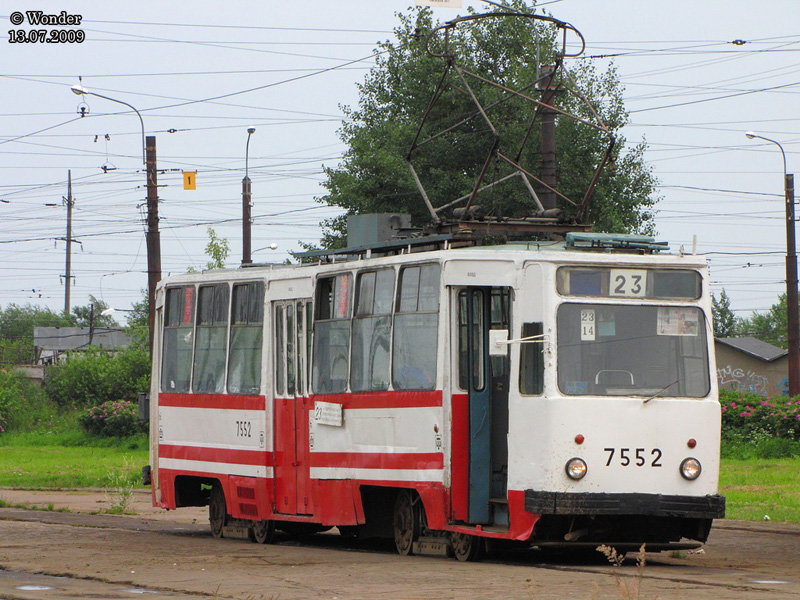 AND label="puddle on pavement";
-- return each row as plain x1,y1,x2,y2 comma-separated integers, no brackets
2,570,162,597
